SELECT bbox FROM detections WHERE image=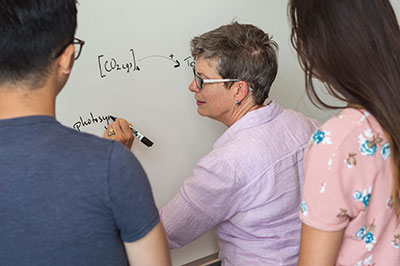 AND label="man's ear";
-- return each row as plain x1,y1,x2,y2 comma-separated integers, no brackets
57,44,74,75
